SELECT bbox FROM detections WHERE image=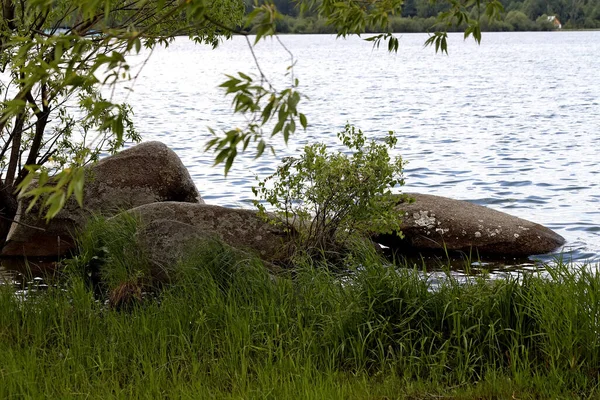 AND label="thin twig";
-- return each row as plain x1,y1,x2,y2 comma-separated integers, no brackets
244,35,272,89
0,213,46,232
122,46,155,103
275,35,295,85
